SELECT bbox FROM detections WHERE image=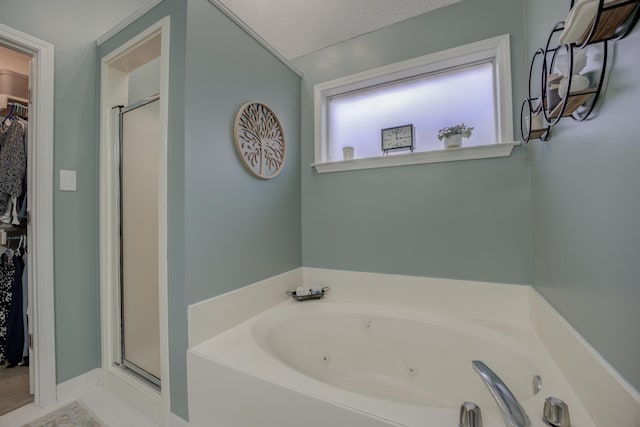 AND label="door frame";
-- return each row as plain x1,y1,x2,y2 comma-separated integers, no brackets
0,24,56,407
98,17,170,426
